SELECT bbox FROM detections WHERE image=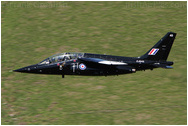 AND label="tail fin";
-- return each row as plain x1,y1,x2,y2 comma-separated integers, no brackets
140,32,176,61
